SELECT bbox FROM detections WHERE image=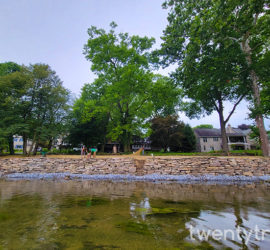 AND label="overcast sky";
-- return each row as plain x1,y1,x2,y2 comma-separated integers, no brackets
1,0,269,129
